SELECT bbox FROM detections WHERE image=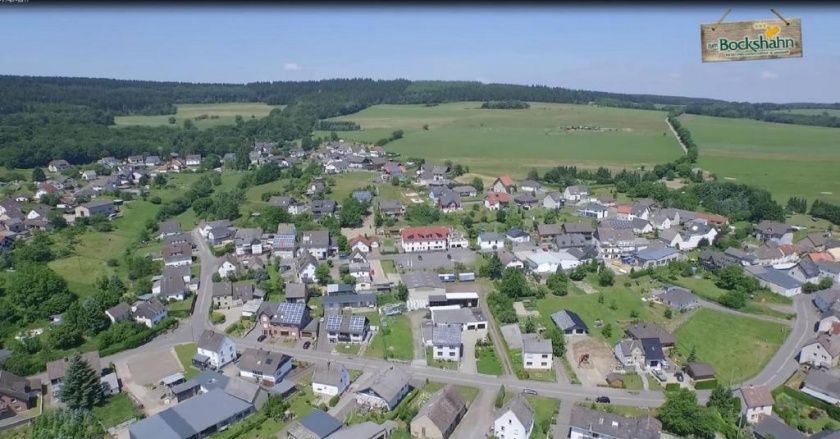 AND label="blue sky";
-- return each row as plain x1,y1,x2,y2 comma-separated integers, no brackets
2,6,839,102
